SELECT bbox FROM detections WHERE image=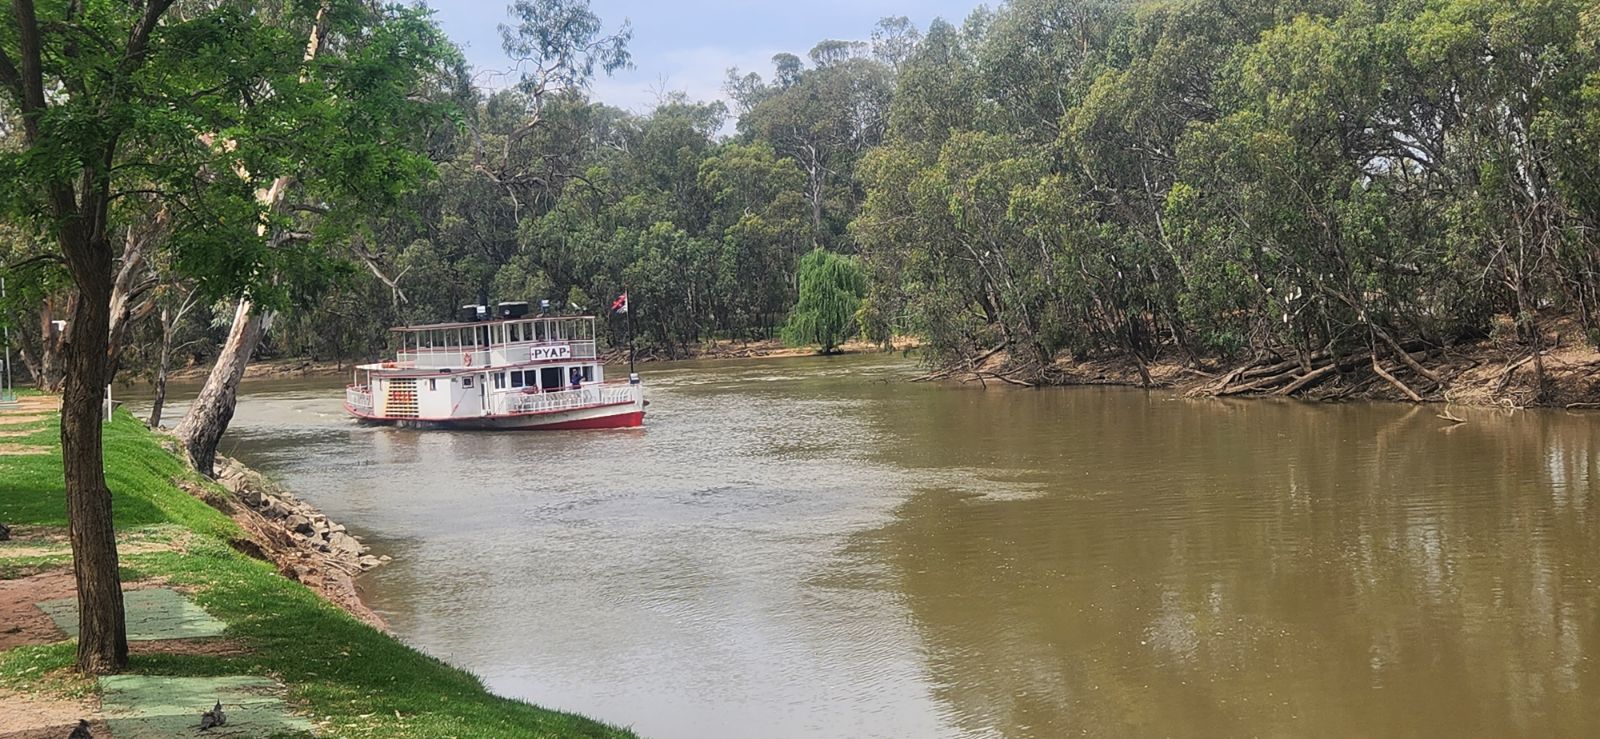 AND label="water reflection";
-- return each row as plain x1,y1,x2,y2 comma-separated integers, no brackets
867,389,1600,737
